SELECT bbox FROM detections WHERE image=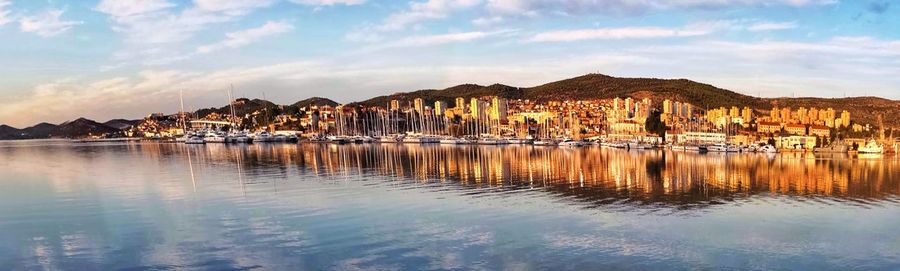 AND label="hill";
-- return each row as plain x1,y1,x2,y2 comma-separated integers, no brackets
291,97,339,108
103,119,139,130
56,118,121,138
0,118,123,140
357,73,899,128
